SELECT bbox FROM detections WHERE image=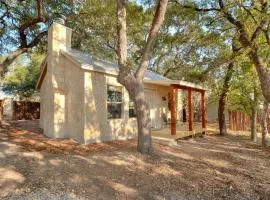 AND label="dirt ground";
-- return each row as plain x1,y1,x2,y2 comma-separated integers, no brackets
0,120,270,200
